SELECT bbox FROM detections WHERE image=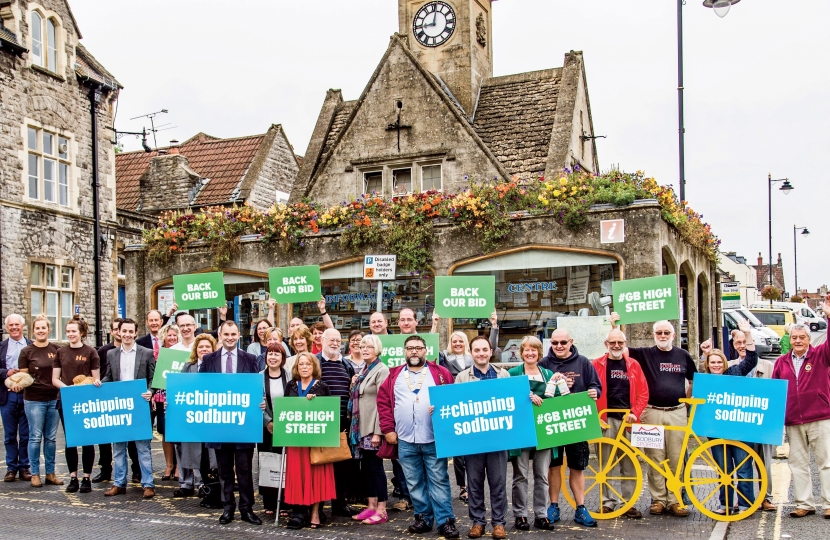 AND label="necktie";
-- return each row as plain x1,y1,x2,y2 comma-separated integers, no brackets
153,337,159,360
225,350,233,374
